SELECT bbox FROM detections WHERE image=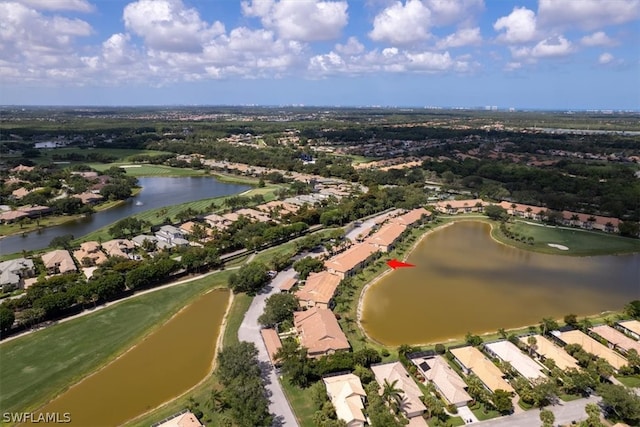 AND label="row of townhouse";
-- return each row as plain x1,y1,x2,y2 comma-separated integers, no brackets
433,198,623,233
